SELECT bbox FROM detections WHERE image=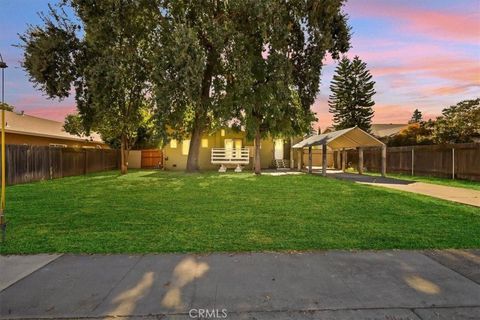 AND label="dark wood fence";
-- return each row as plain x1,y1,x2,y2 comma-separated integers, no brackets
342,143,480,181
1,145,119,185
